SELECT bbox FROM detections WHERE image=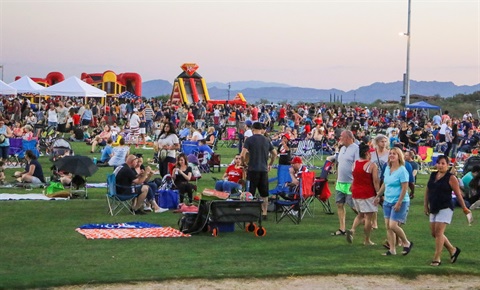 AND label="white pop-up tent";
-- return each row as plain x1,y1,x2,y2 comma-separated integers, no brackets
0,79,17,95
41,76,106,97
9,76,44,94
